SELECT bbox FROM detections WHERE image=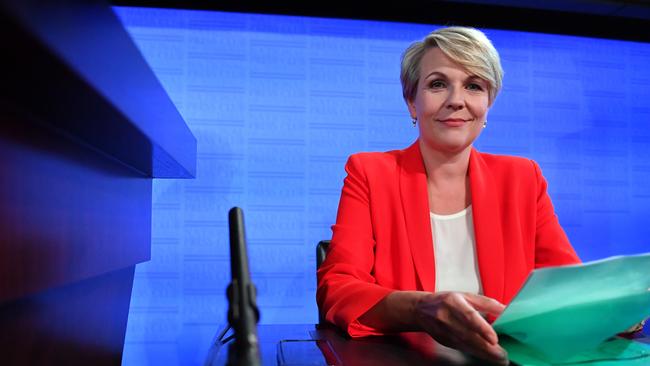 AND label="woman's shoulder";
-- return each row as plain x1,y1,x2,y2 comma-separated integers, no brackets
344,147,408,177
475,150,537,169
348,148,404,164
474,150,542,180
